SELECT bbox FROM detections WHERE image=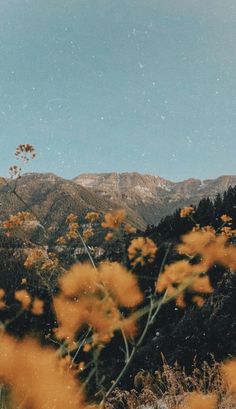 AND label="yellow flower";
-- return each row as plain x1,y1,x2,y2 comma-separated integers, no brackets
124,223,136,234
0,334,83,409
0,288,5,310
66,213,78,223
192,295,205,307
85,211,99,222
220,214,232,223
99,262,143,308
221,359,236,392
101,209,126,229
128,237,157,266
56,236,66,245
0,288,5,298
78,362,85,371
54,261,143,345
105,232,113,241
83,343,92,352
82,227,94,240
180,392,217,409
156,260,194,293
31,298,44,315
180,206,195,218
15,290,32,310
